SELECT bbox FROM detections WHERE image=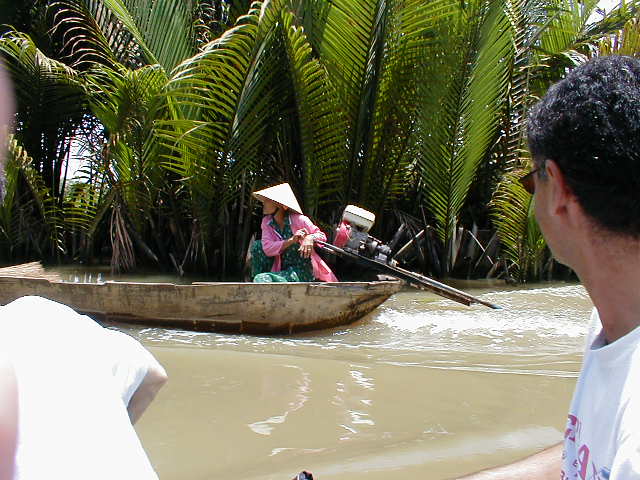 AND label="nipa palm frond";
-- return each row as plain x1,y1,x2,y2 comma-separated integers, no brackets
598,17,640,56
278,11,348,217
97,0,196,71
49,0,127,68
1,136,65,258
155,4,264,248
0,29,87,199
491,170,546,282
417,0,514,275
361,0,458,214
